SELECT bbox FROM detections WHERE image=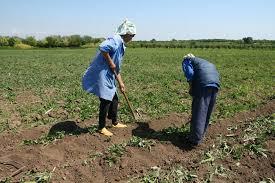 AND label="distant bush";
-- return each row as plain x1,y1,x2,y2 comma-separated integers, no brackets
23,36,37,47
14,43,32,49
8,37,22,46
0,37,9,46
81,43,97,48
